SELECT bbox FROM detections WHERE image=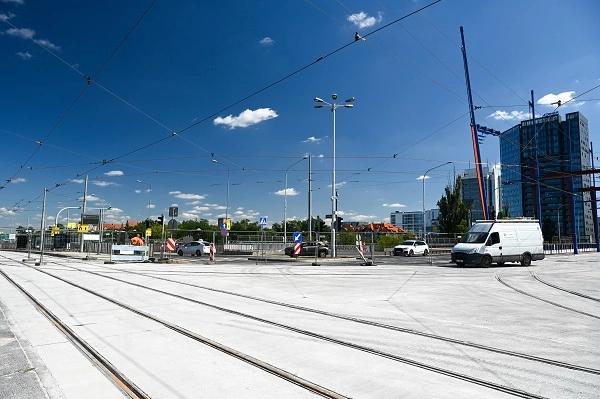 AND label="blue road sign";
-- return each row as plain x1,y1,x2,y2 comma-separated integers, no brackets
293,232,302,243
259,217,267,226
221,228,229,237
